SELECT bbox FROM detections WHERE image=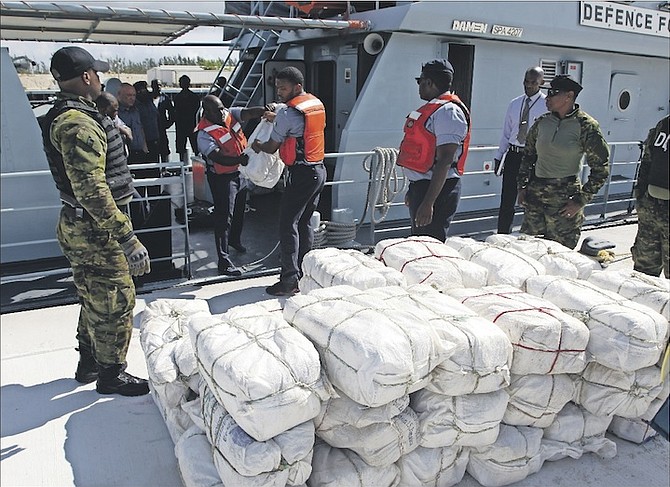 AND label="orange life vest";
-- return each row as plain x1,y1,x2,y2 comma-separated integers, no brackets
279,93,326,166
196,112,247,174
397,93,471,175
